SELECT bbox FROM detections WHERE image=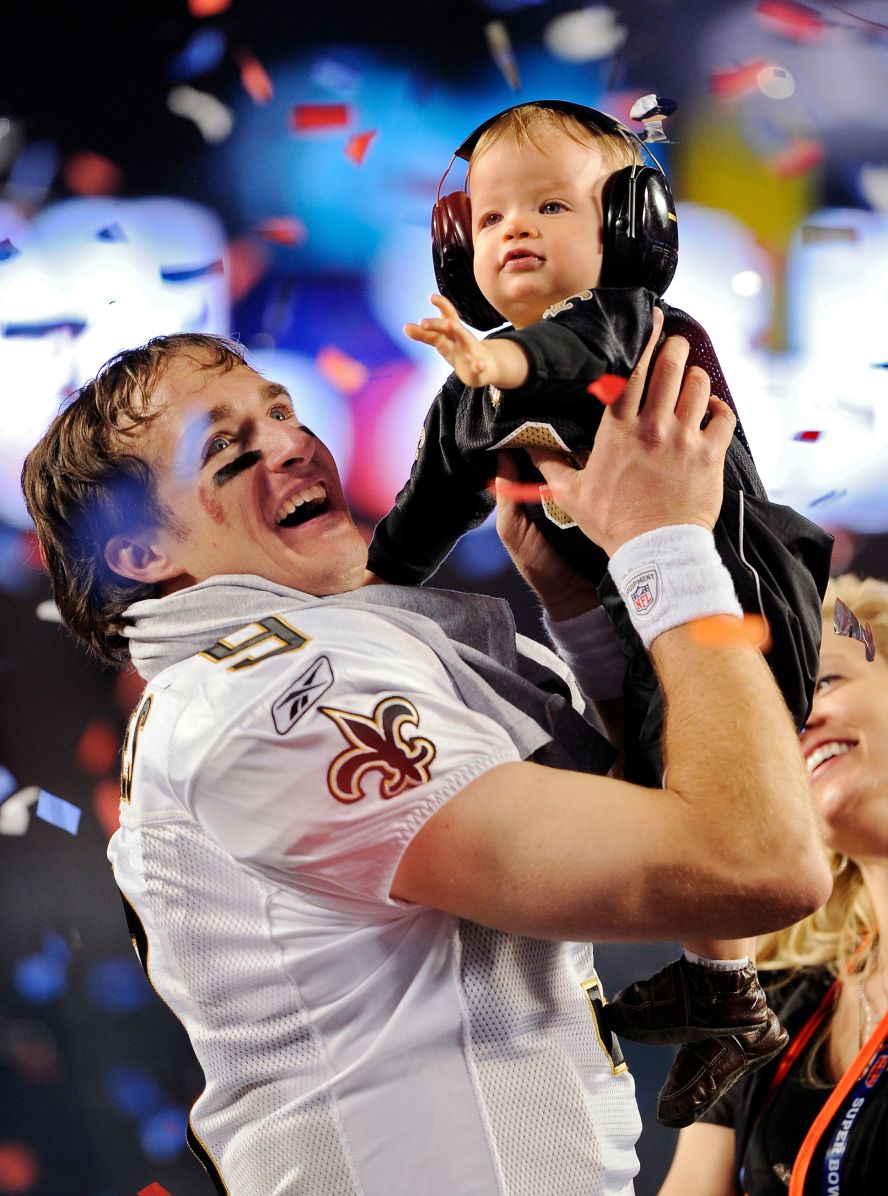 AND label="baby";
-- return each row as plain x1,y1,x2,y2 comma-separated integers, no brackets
367,101,832,1126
